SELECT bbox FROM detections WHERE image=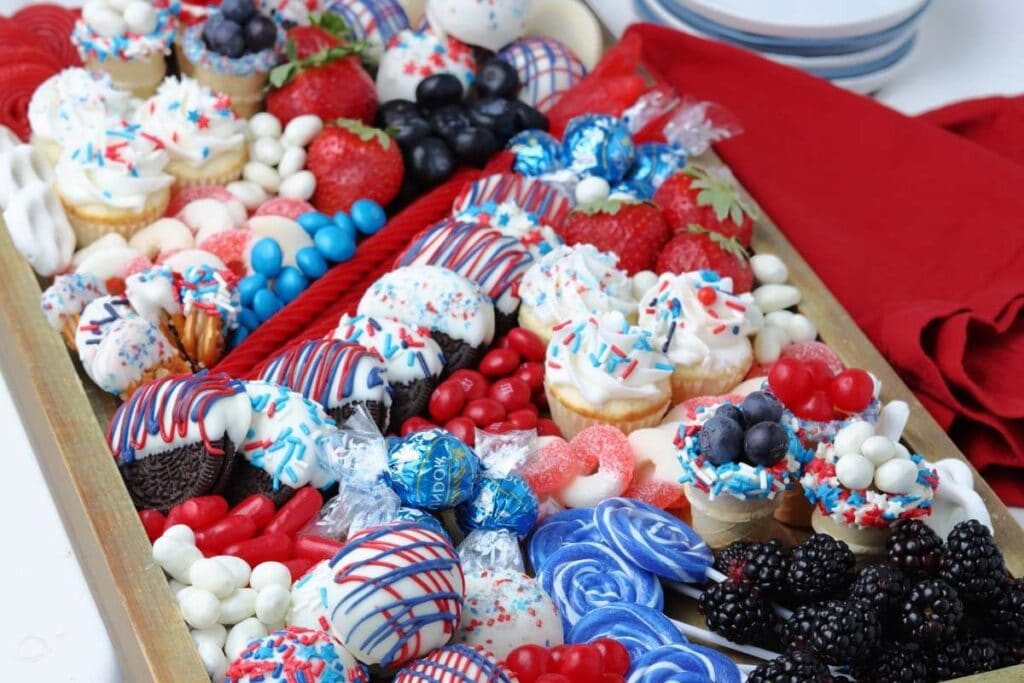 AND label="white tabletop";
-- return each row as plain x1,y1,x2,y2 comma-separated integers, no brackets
3,0,1024,680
